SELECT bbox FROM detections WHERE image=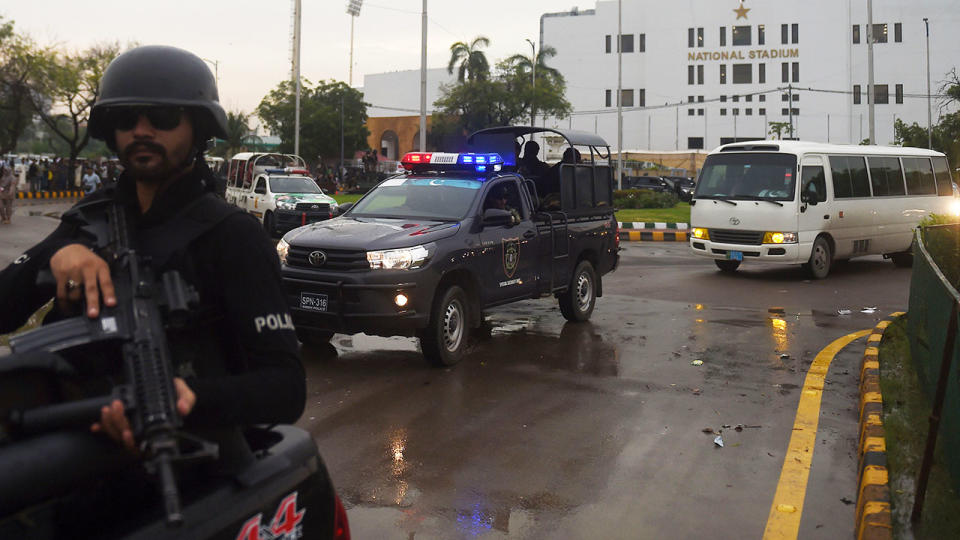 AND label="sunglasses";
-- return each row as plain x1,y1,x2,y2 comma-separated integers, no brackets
106,106,185,131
